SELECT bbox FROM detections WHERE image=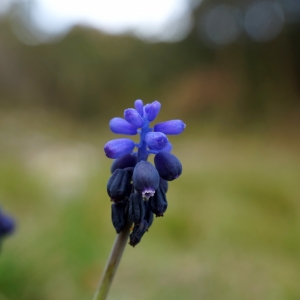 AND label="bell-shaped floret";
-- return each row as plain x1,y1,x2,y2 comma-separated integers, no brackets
107,169,132,202
149,186,168,217
124,108,144,128
144,100,161,122
104,138,135,159
109,117,138,135
134,99,144,116
159,177,168,193
0,211,15,237
154,120,186,135
111,200,127,233
110,153,137,173
145,132,168,151
128,193,145,224
144,200,154,229
132,161,160,200
129,220,148,247
154,151,182,181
